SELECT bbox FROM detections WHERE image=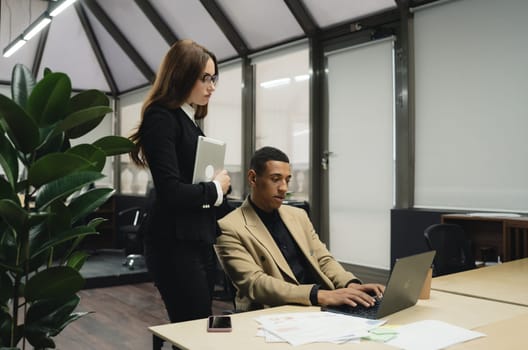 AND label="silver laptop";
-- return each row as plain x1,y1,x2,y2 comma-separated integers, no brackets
192,136,226,184
321,250,435,319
